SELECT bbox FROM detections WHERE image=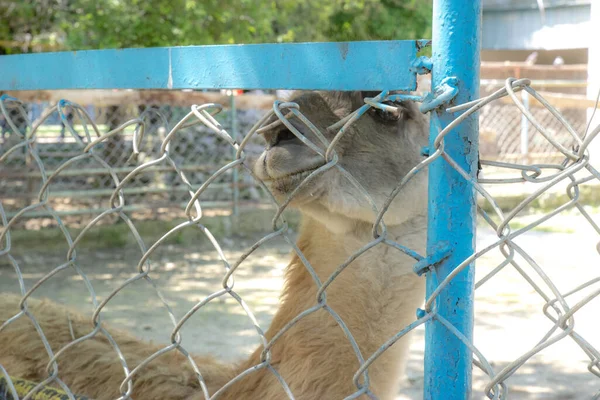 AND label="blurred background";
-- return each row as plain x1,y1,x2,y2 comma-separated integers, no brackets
0,0,596,223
